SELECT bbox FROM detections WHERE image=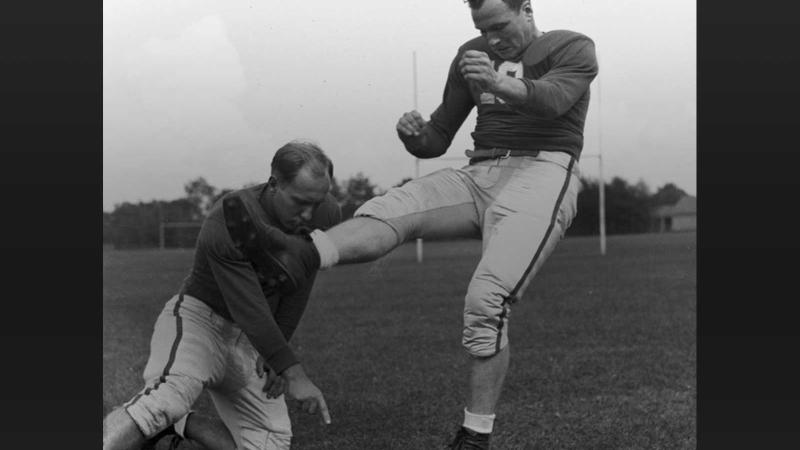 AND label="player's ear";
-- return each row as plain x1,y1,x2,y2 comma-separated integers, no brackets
522,1,533,18
267,176,278,191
